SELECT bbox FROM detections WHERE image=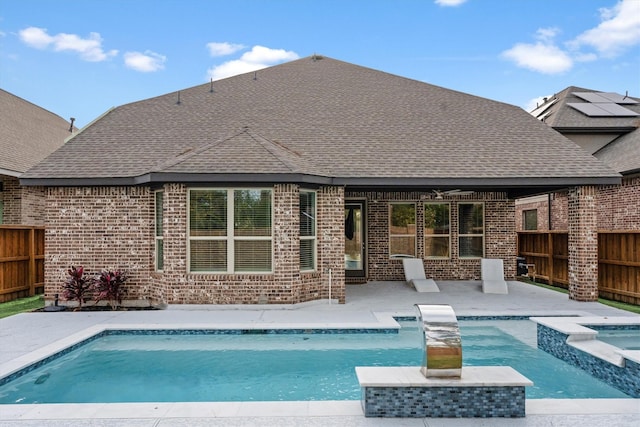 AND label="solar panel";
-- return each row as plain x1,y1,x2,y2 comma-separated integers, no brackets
568,102,639,117
572,92,610,103
596,102,639,116
568,103,613,116
572,91,638,105
530,98,557,118
599,92,638,104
